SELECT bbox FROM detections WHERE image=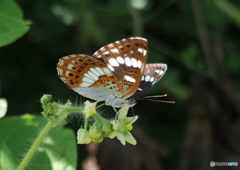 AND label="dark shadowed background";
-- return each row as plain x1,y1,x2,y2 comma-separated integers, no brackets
1,0,240,170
